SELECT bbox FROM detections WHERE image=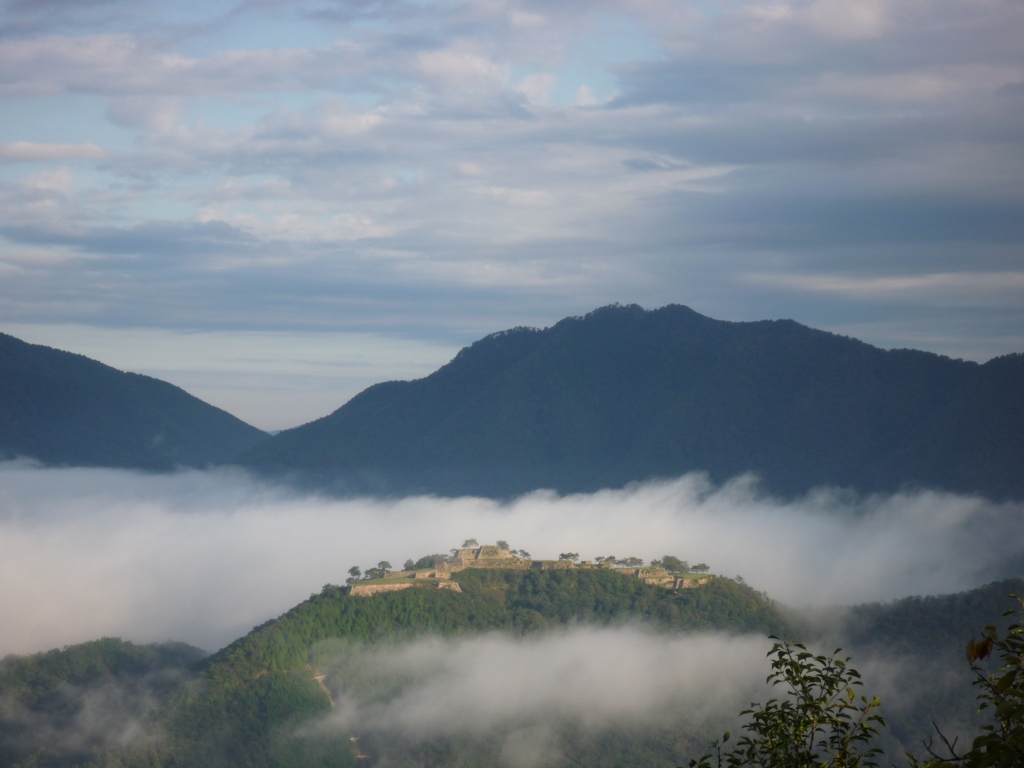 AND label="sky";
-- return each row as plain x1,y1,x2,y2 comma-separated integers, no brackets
0,0,1022,429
